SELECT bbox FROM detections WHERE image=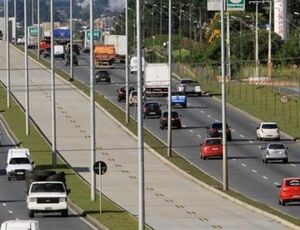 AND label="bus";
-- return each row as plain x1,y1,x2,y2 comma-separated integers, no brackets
83,29,102,53
27,25,39,48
